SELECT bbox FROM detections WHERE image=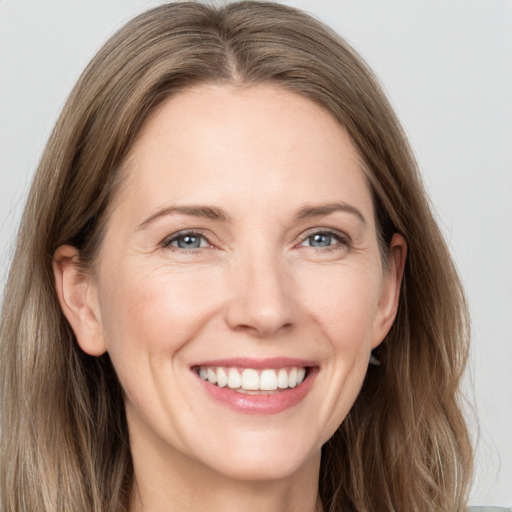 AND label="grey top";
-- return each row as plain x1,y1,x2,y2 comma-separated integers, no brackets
468,508,512,511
